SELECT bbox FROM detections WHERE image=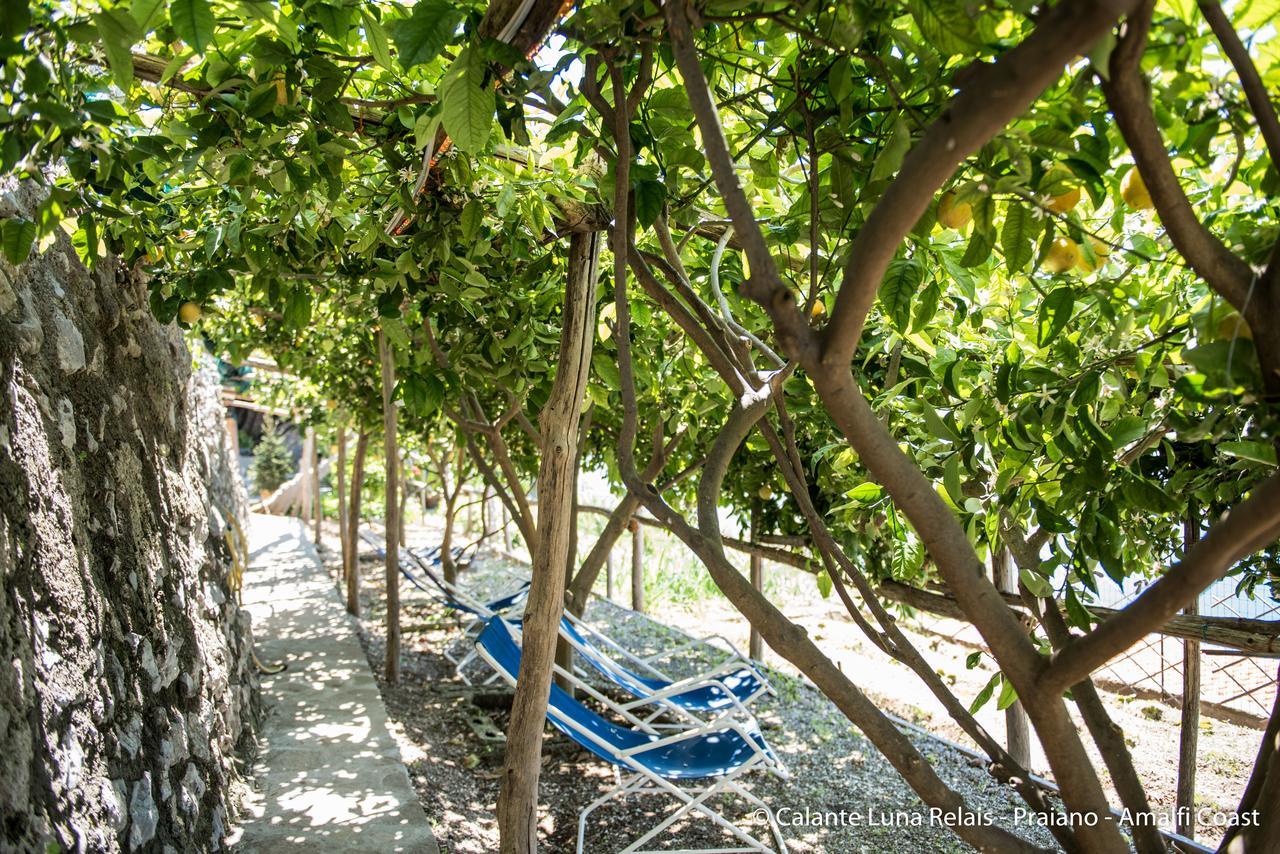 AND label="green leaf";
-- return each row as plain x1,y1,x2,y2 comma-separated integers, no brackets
633,179,666,228
460,199,483,243
996,675,1019,711
1037,286,1074,347
879,256,924,332
816,569,833,599
1120,474,1177,514
943,455,964,505
1107,415,1147,450
388,0,462,69
361,10,394,71
1000,203,1039,274
0,217,37,264
909,0,979,55
969,673,999,714
1219,441,1278,466
131,0,166,32
1020,568,1053,598
869,117,911,182
170,0,214,53
965,650,982,669
95,9,140,90
440,48,494,152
